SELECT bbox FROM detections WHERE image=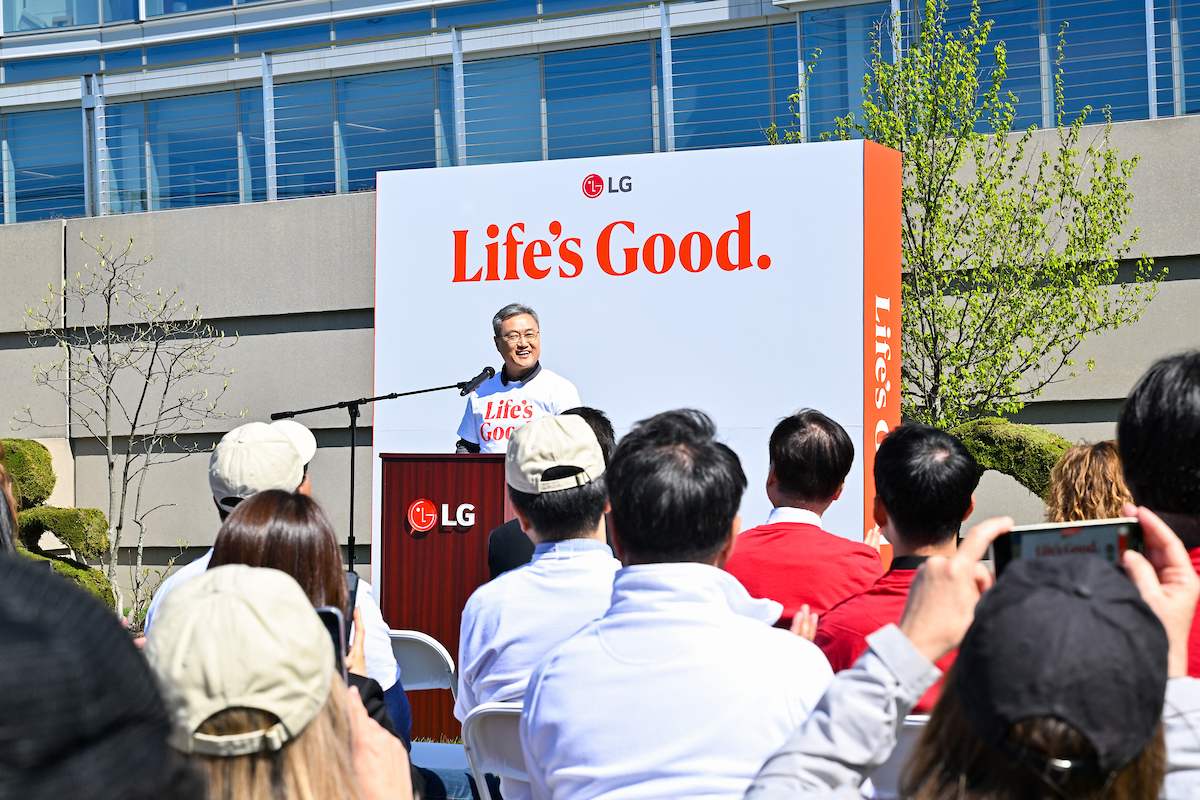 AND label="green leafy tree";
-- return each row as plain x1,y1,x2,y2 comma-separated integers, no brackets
772,0,1159,427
